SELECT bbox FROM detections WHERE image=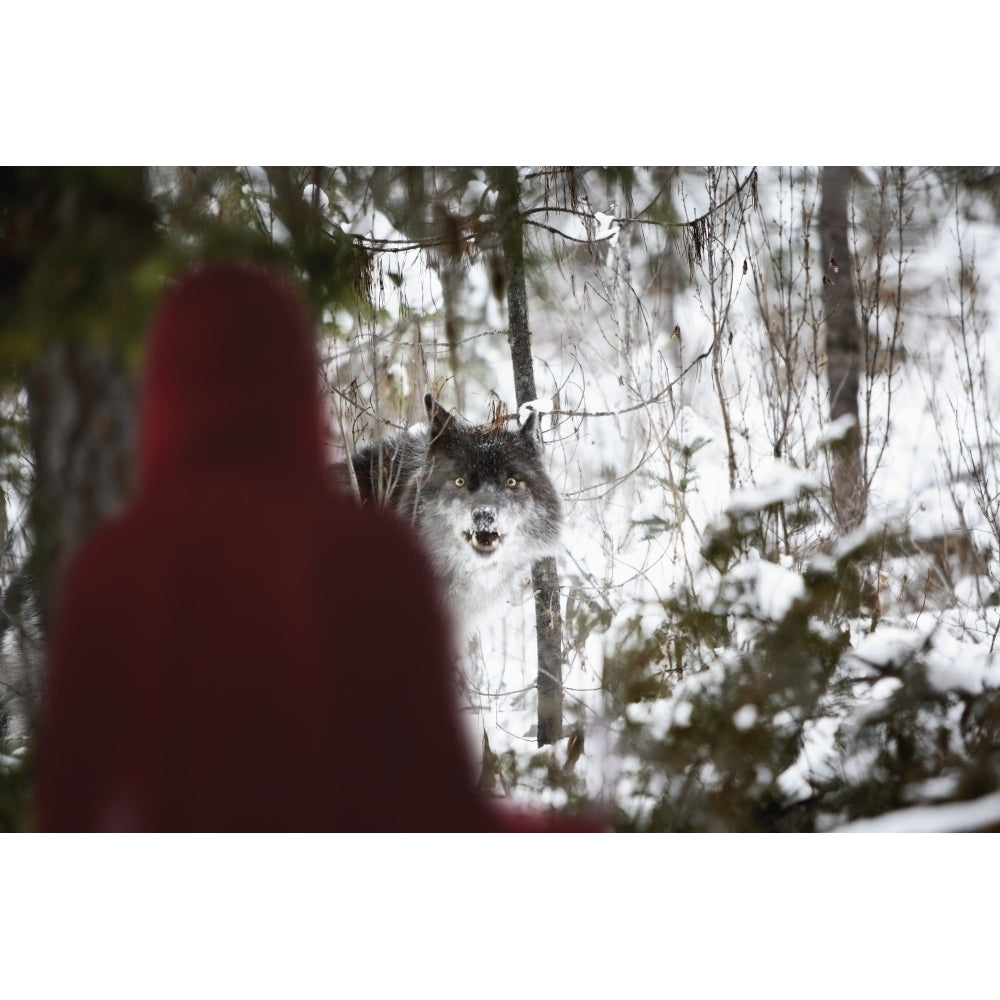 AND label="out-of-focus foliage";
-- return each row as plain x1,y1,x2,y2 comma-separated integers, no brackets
0,748,31,832
604,486,1000,830
0,167,161,369
0,167,373,374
